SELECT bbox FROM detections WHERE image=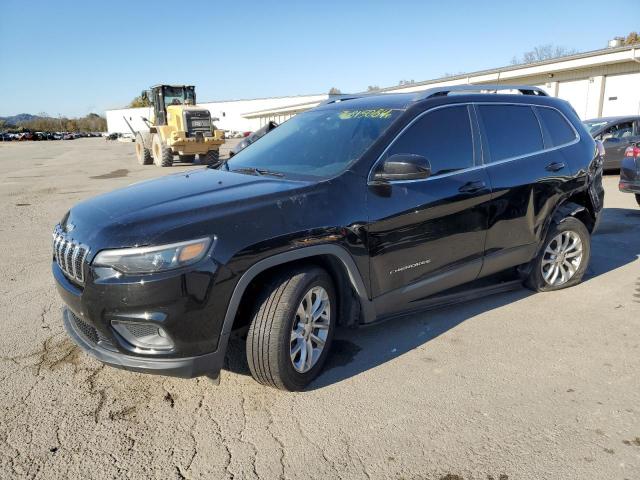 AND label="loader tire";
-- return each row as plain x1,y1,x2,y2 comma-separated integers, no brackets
135,133,152,165
152,134,173,167
200,150,220,167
